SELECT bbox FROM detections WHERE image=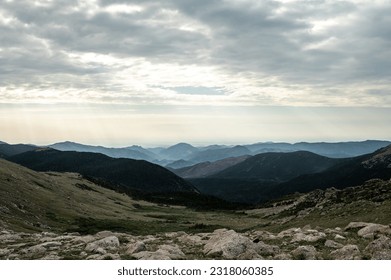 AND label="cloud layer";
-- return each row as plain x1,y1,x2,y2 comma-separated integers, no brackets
1,0,391,106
